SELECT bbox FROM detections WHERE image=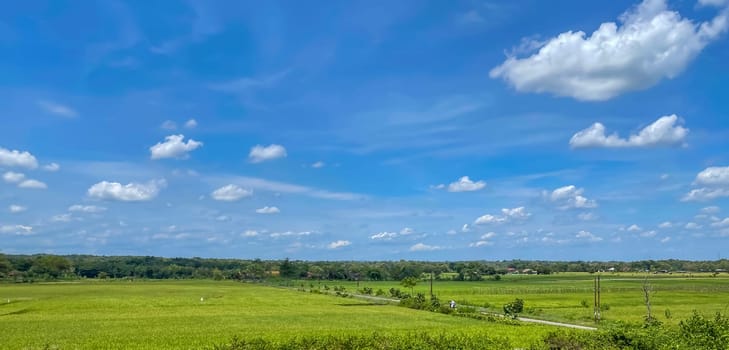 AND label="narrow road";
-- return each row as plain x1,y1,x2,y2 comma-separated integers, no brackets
349,293,596,331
